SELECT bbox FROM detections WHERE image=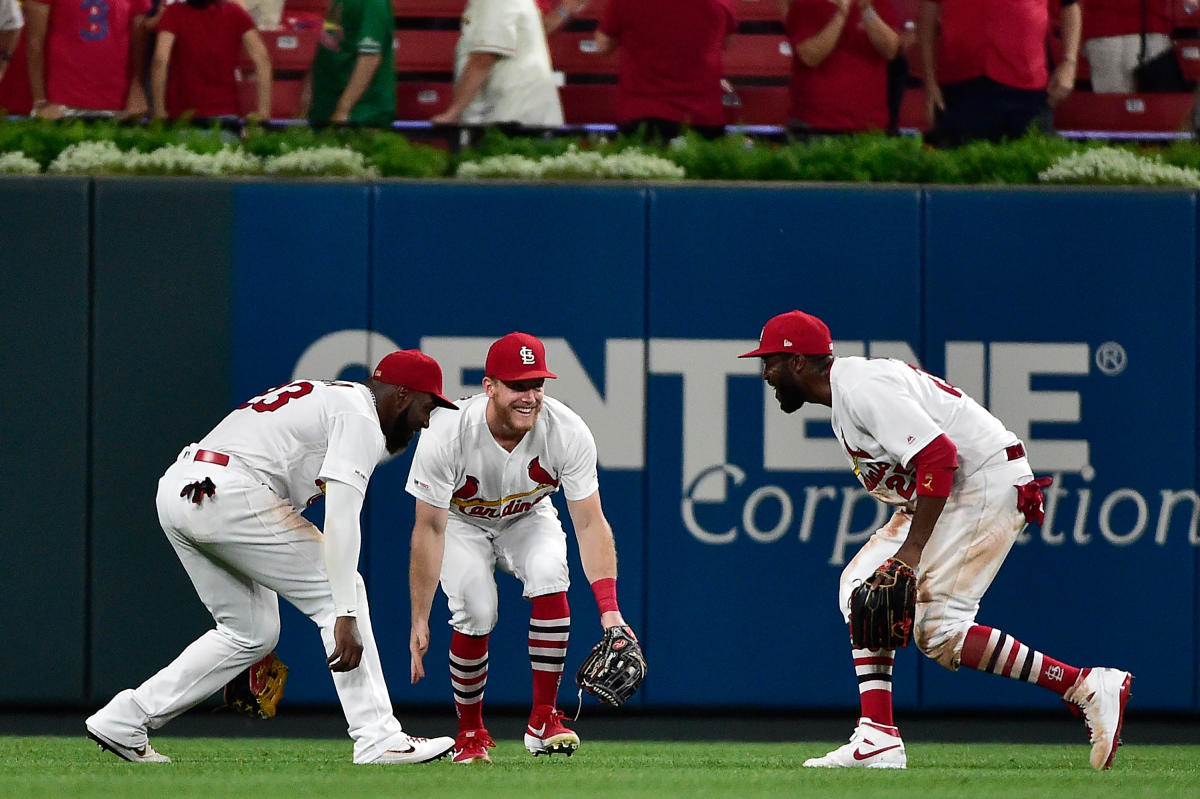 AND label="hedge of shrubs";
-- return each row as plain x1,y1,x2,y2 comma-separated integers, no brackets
3,119,1200,186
